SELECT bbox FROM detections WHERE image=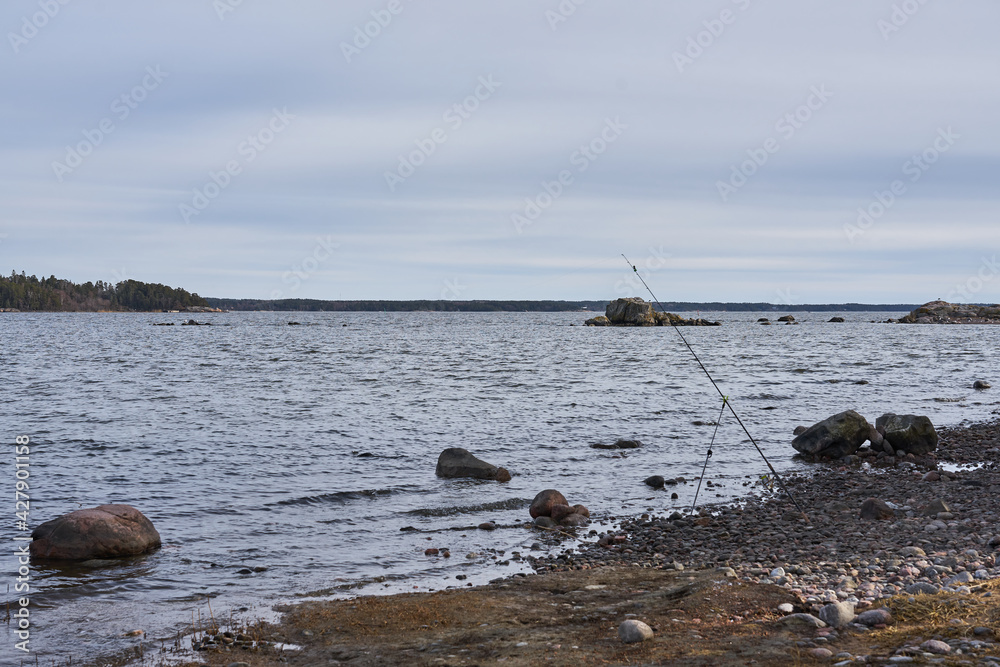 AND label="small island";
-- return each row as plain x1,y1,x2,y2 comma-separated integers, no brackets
899,300,1000,324
585,297,721,327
